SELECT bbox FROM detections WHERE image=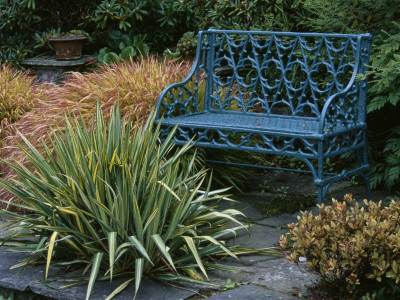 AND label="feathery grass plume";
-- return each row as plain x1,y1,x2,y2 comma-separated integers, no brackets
0,56,192,204
0,65,39,148
0,103,275,299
